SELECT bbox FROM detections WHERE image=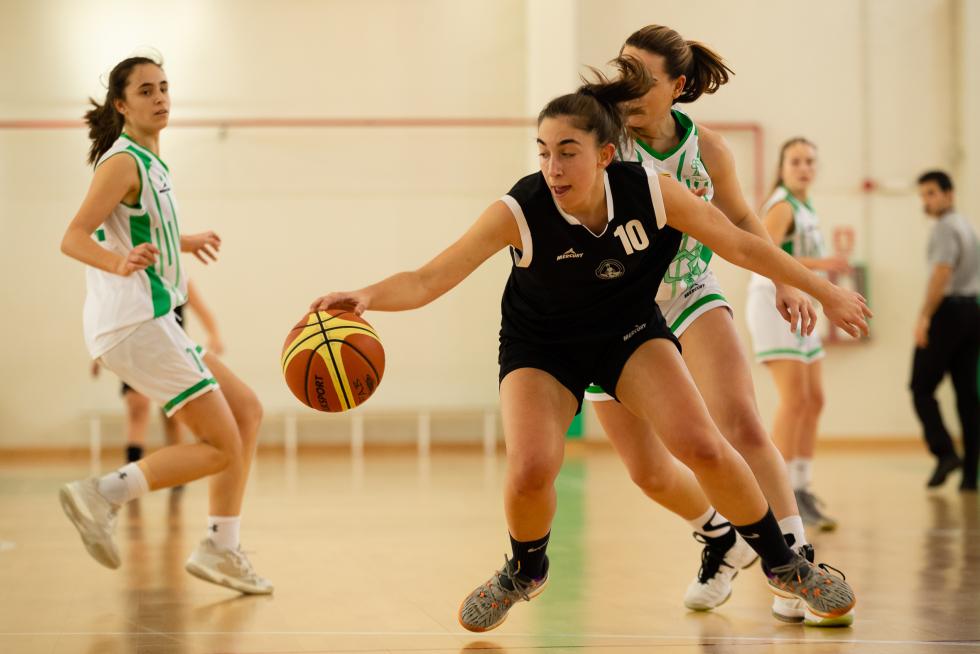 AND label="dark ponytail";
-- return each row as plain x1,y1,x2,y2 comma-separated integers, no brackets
538,55,652,148
622,25,733,104
84,56,161,166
